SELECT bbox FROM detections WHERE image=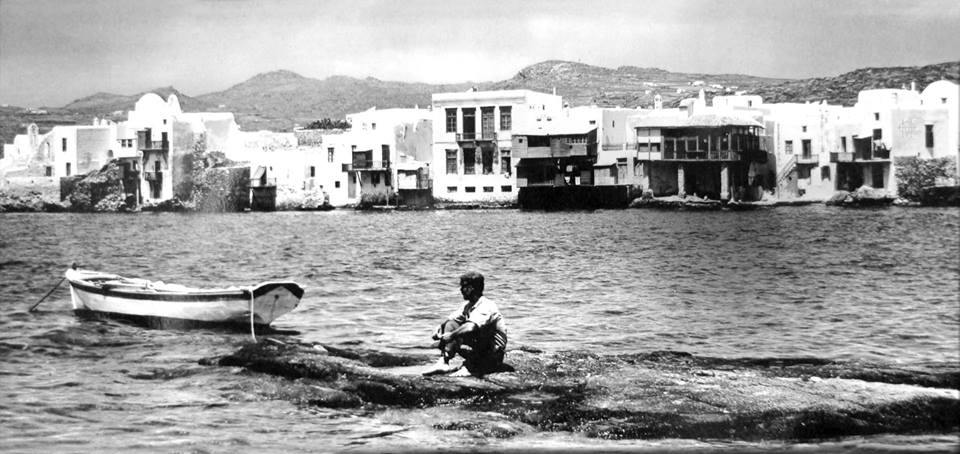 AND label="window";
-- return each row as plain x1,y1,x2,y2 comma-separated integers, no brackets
310,166,316,177
328,147,334,162
447,186,457,193
785,140,793,154
446,149,457,174
801,139,811,158
925,125,934,148
483,186,494,192
481,147,494,174
62,138,67,151
797,166,810,179
65,162,71,176
465,186,476,193
445,108,457,133
589,120,596,125
335,181,341,188
801,125,807,133
821,166,831,181
501,185,512,192
841,137,847,152
499,106,512,130
462,108,476,138
45,166,52,176
463,148,476,175
873,112,880,121
381,144,390,165
500,149,511,175
942,97,948,104
872,129,882,140
372,173,380,185
371,123,376,130
747,100,753,107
